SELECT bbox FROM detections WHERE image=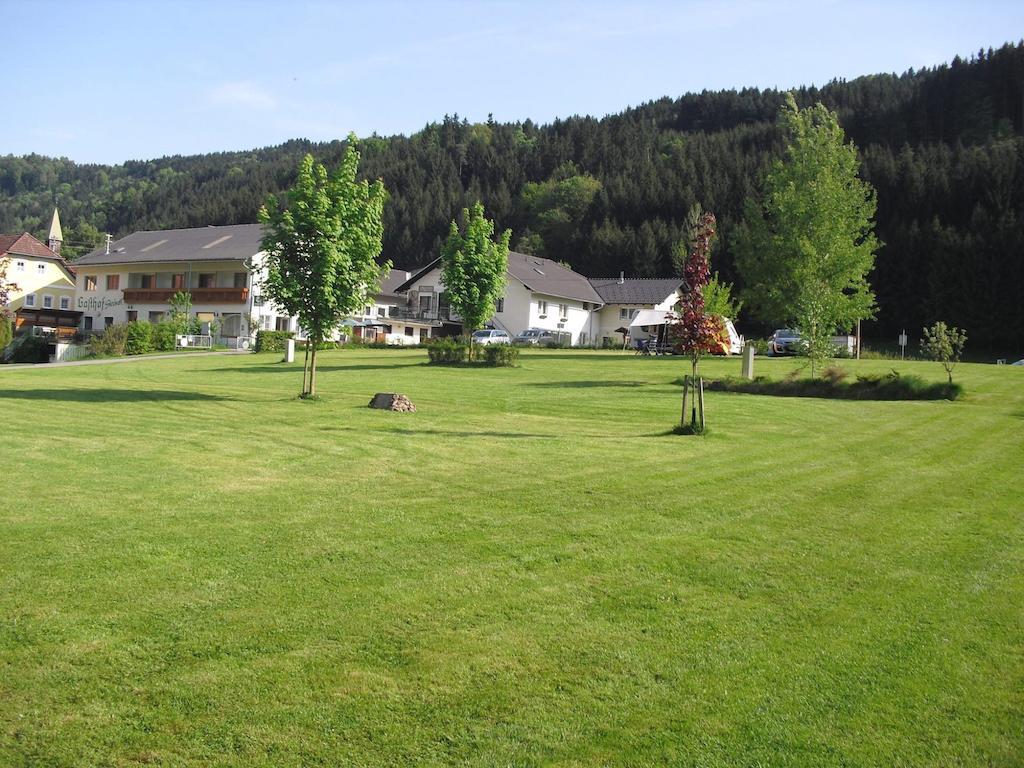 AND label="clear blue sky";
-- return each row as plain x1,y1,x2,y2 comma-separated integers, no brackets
5,0,1022,164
